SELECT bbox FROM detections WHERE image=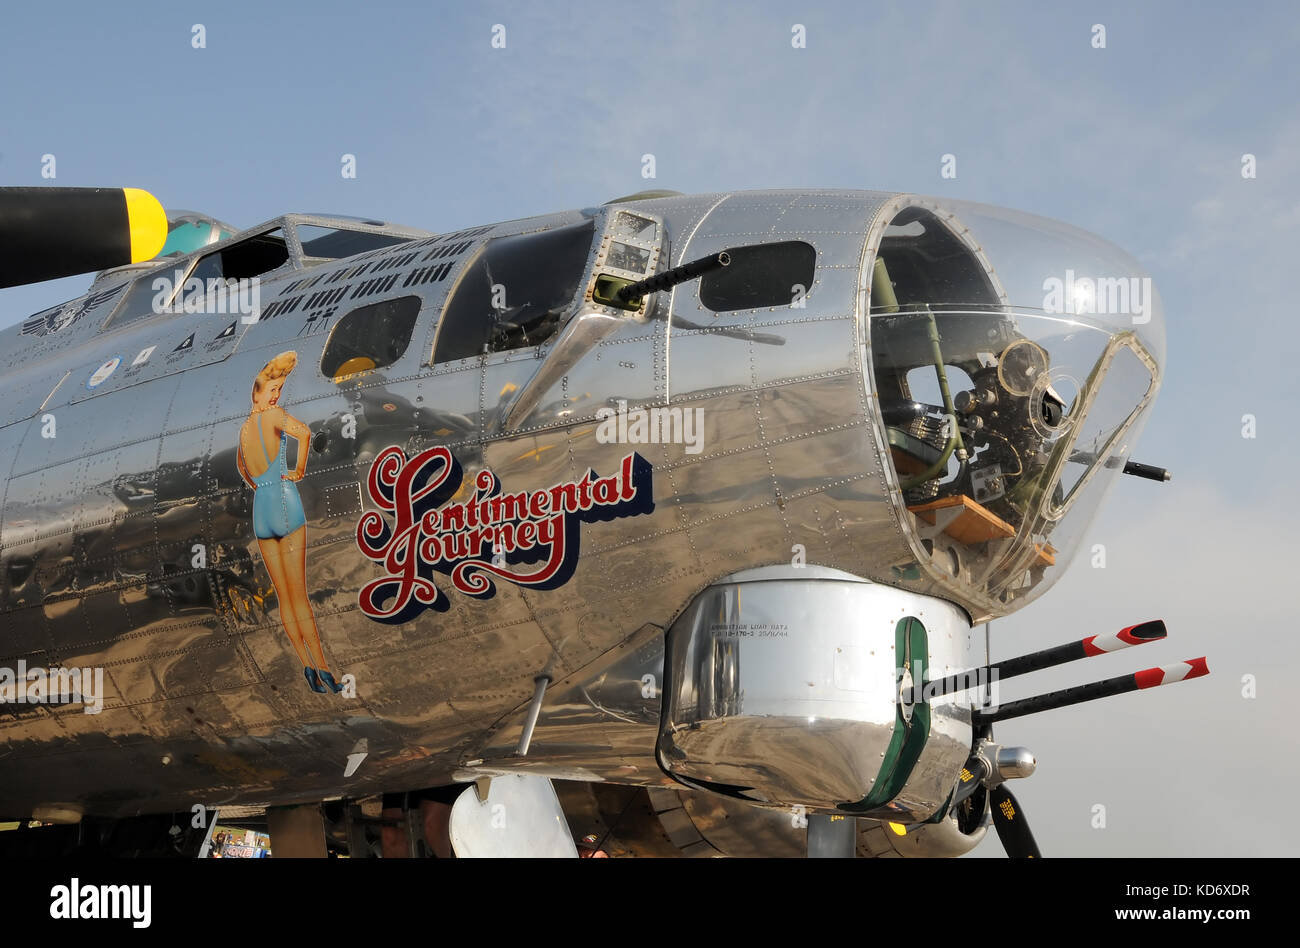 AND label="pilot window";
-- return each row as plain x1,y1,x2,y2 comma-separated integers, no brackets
700,240,817,312
102,229,290,330
297,225,412,260
103,264,187,329
177,228,289,308
321,295,422,380
433,220,595,363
